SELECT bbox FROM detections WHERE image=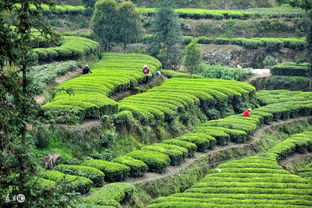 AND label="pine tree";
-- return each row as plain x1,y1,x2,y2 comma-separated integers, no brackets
148,0,183,69
183,40,203,74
